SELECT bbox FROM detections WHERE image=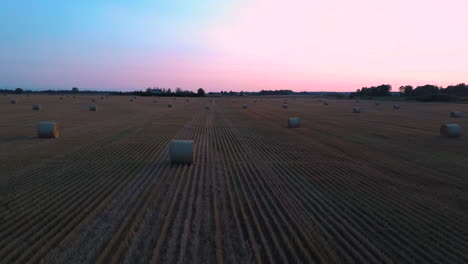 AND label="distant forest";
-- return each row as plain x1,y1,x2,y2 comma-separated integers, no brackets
352,83,468,97
3,83,468,100
0,87,206,97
